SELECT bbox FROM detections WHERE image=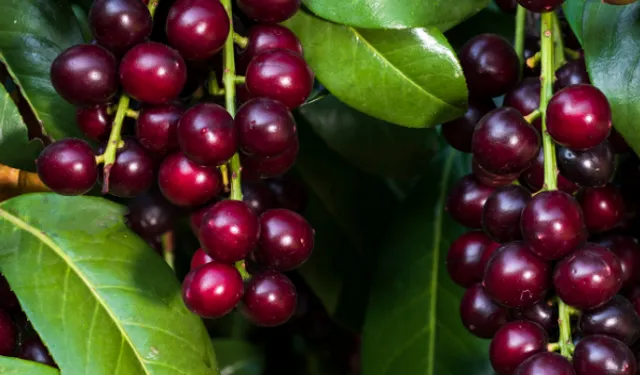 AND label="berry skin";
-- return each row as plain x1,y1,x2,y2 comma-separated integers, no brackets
472,107,540,175
182,262,244,318
254,209,314,271
579,185,625,233
509,301,557,332
246,50,314,109
447,231,499,287
190,201,218,239
76,105,113,142
177,103,237,166
578,295,640,346
483,242,551,308
446,174,496,228
554,59,590,92
126,191,178,238
520,148,579,194
36,139,98,196
240,271,297,326
239,24,303,70
0,309,16,356
166,0,230,60
242,181,277,215
105,138,155,198
200,200,260,264
514,352,575,375
489,321,548,375
191,248,215,270
19,337,56,367
120,42,187,104
482,185,531,243
89,0,152,55
547,84,612,150
516,0,565,13
241,137,299,180
136,104,183,154
236,98,297,157
236,0,301,23
557,141,615,187
503,77,542,131
573,335,636,375
459,34,520,98
596,235,640,288
51,44,118,106
472,159,520,187
158,152,221,207
442,97,496,153
553,243,623,310
520,190,587,260
459,284,508,338
267,175,308,213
